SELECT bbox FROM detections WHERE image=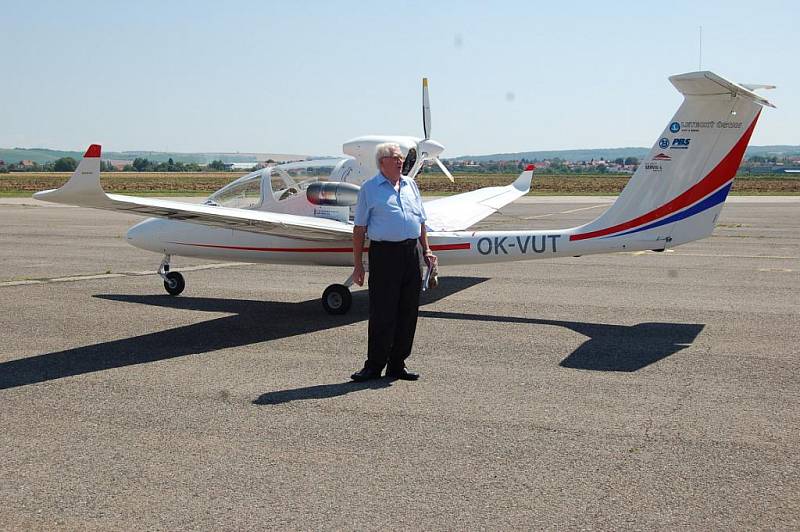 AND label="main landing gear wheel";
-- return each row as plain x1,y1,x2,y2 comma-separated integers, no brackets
322,284,352,315
163,271,185,296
